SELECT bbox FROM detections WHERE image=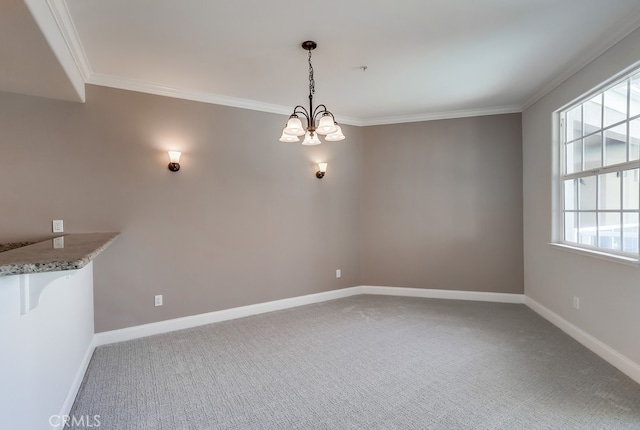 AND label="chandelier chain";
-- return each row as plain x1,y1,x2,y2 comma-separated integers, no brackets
308,50,315,96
